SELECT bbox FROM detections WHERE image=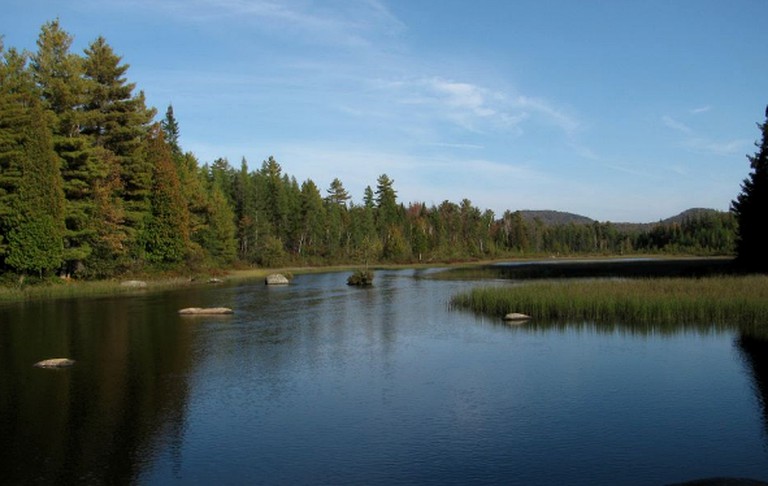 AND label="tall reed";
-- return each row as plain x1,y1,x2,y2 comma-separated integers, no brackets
450,276,768,329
